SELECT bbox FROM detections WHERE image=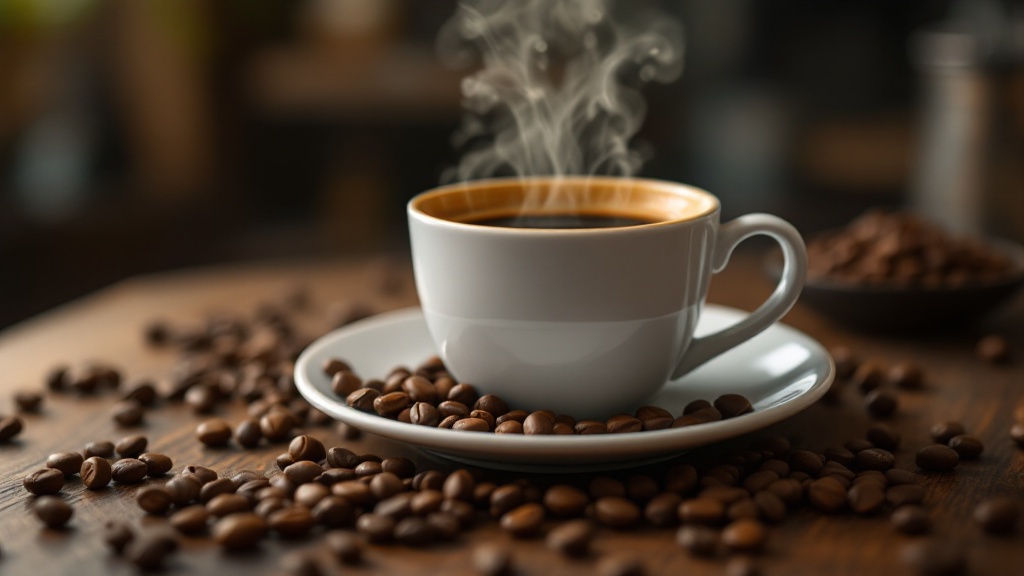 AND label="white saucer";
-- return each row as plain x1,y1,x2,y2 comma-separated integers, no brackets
295,305,834,472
